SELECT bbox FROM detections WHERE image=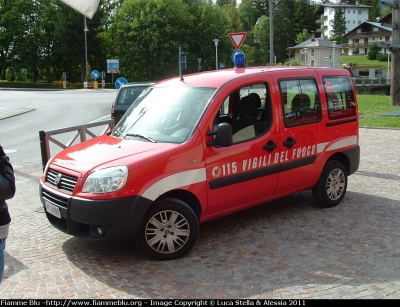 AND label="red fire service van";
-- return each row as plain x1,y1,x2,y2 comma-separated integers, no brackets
40,62,360,260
